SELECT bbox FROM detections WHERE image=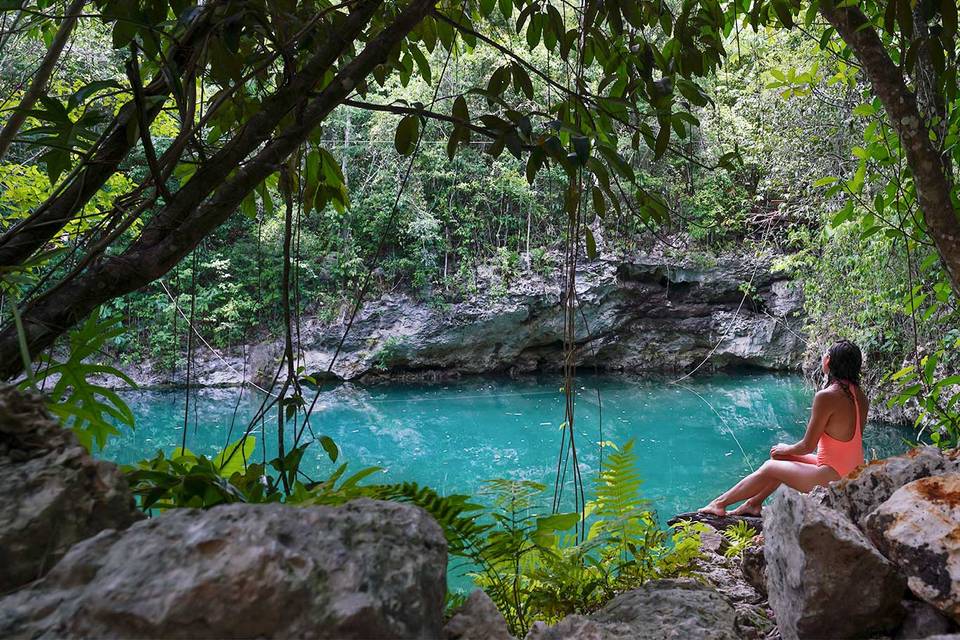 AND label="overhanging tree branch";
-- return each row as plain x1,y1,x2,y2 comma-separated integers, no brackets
819,0,960,295
0,0,438,380
0,2,217,268
0,0,85,159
